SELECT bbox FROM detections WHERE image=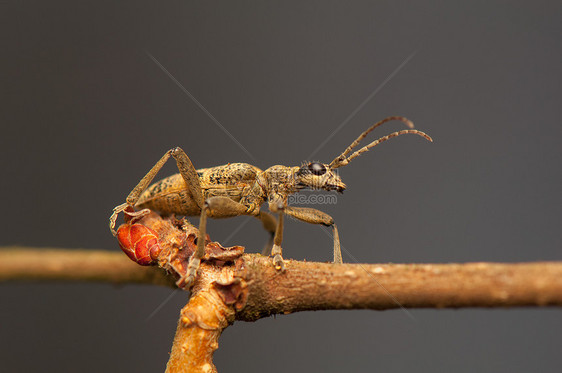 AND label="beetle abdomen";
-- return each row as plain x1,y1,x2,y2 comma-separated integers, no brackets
136,174,201,215
136,163,264,217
